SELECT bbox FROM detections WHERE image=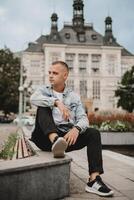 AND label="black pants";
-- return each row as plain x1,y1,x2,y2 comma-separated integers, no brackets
31,107,104,175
